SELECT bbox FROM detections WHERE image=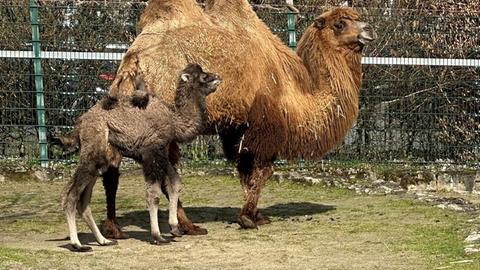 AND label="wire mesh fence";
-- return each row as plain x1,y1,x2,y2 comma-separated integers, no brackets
0,0,478,165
